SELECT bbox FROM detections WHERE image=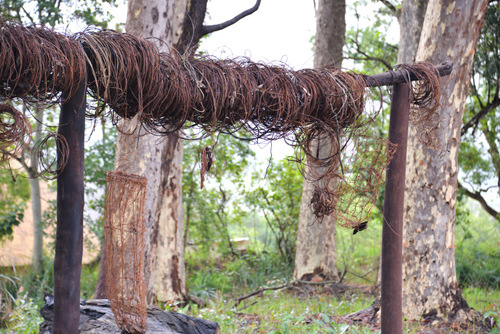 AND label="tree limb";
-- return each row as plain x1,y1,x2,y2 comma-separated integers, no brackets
461,96,500,136
458,181,500,220
202,0,261,35
21,6,36,25
1,149,33,174
233,282,288,307
293,279,339,285
348,37,393,71
379,0,399,17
